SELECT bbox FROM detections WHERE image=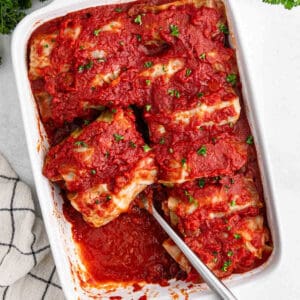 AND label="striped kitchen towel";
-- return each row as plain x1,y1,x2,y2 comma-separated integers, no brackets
0,153,64,300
